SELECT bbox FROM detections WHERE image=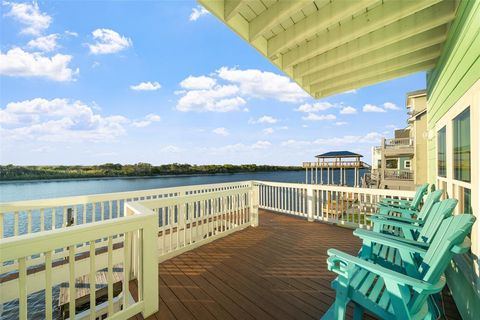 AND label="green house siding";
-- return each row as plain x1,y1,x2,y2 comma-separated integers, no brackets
426,0,480,183
426,1,480,319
